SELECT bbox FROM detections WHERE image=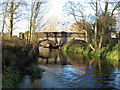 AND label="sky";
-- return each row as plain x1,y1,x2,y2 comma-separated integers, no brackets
1,0,120,35
47,0,67,17
13,0,68,35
